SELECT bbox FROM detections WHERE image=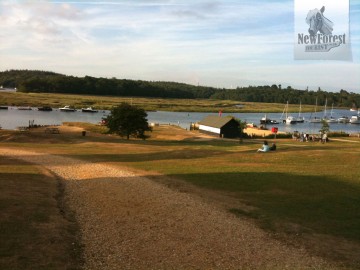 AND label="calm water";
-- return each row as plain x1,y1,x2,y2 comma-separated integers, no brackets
0,106,359,134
